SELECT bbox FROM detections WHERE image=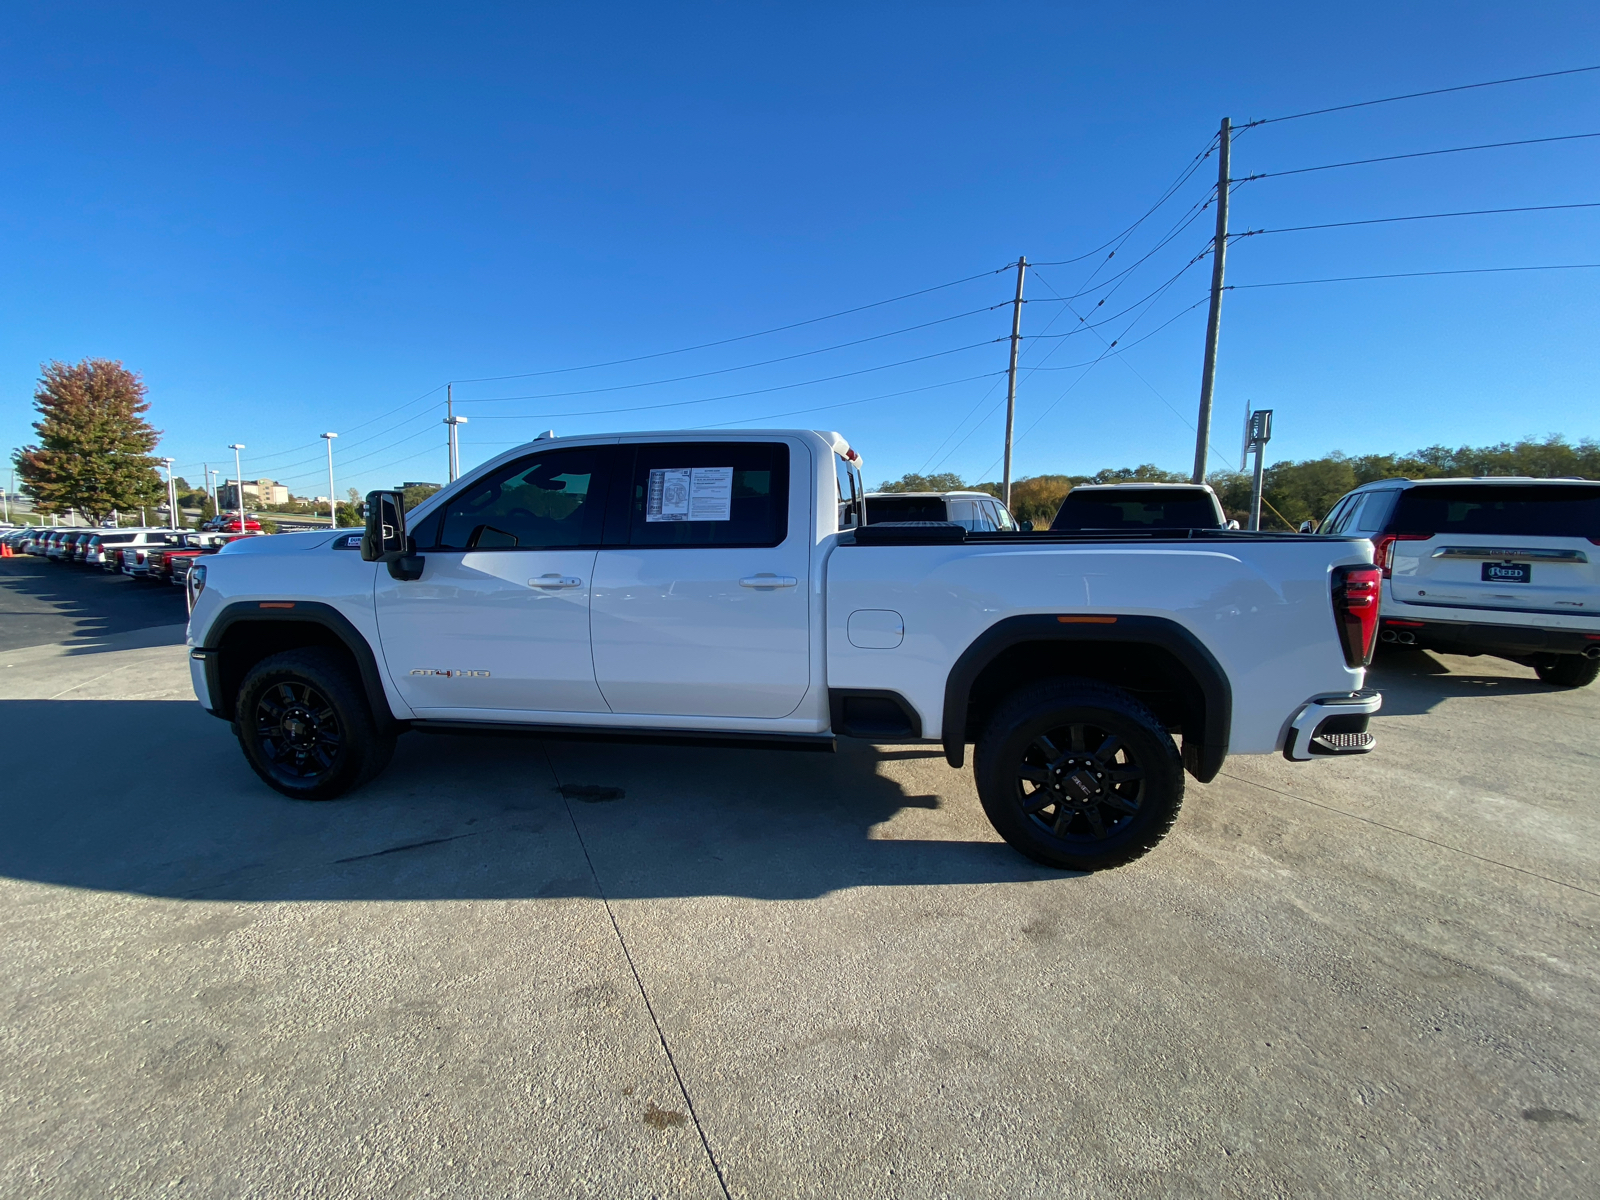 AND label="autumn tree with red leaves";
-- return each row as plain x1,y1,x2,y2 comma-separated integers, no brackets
13,359,165,523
